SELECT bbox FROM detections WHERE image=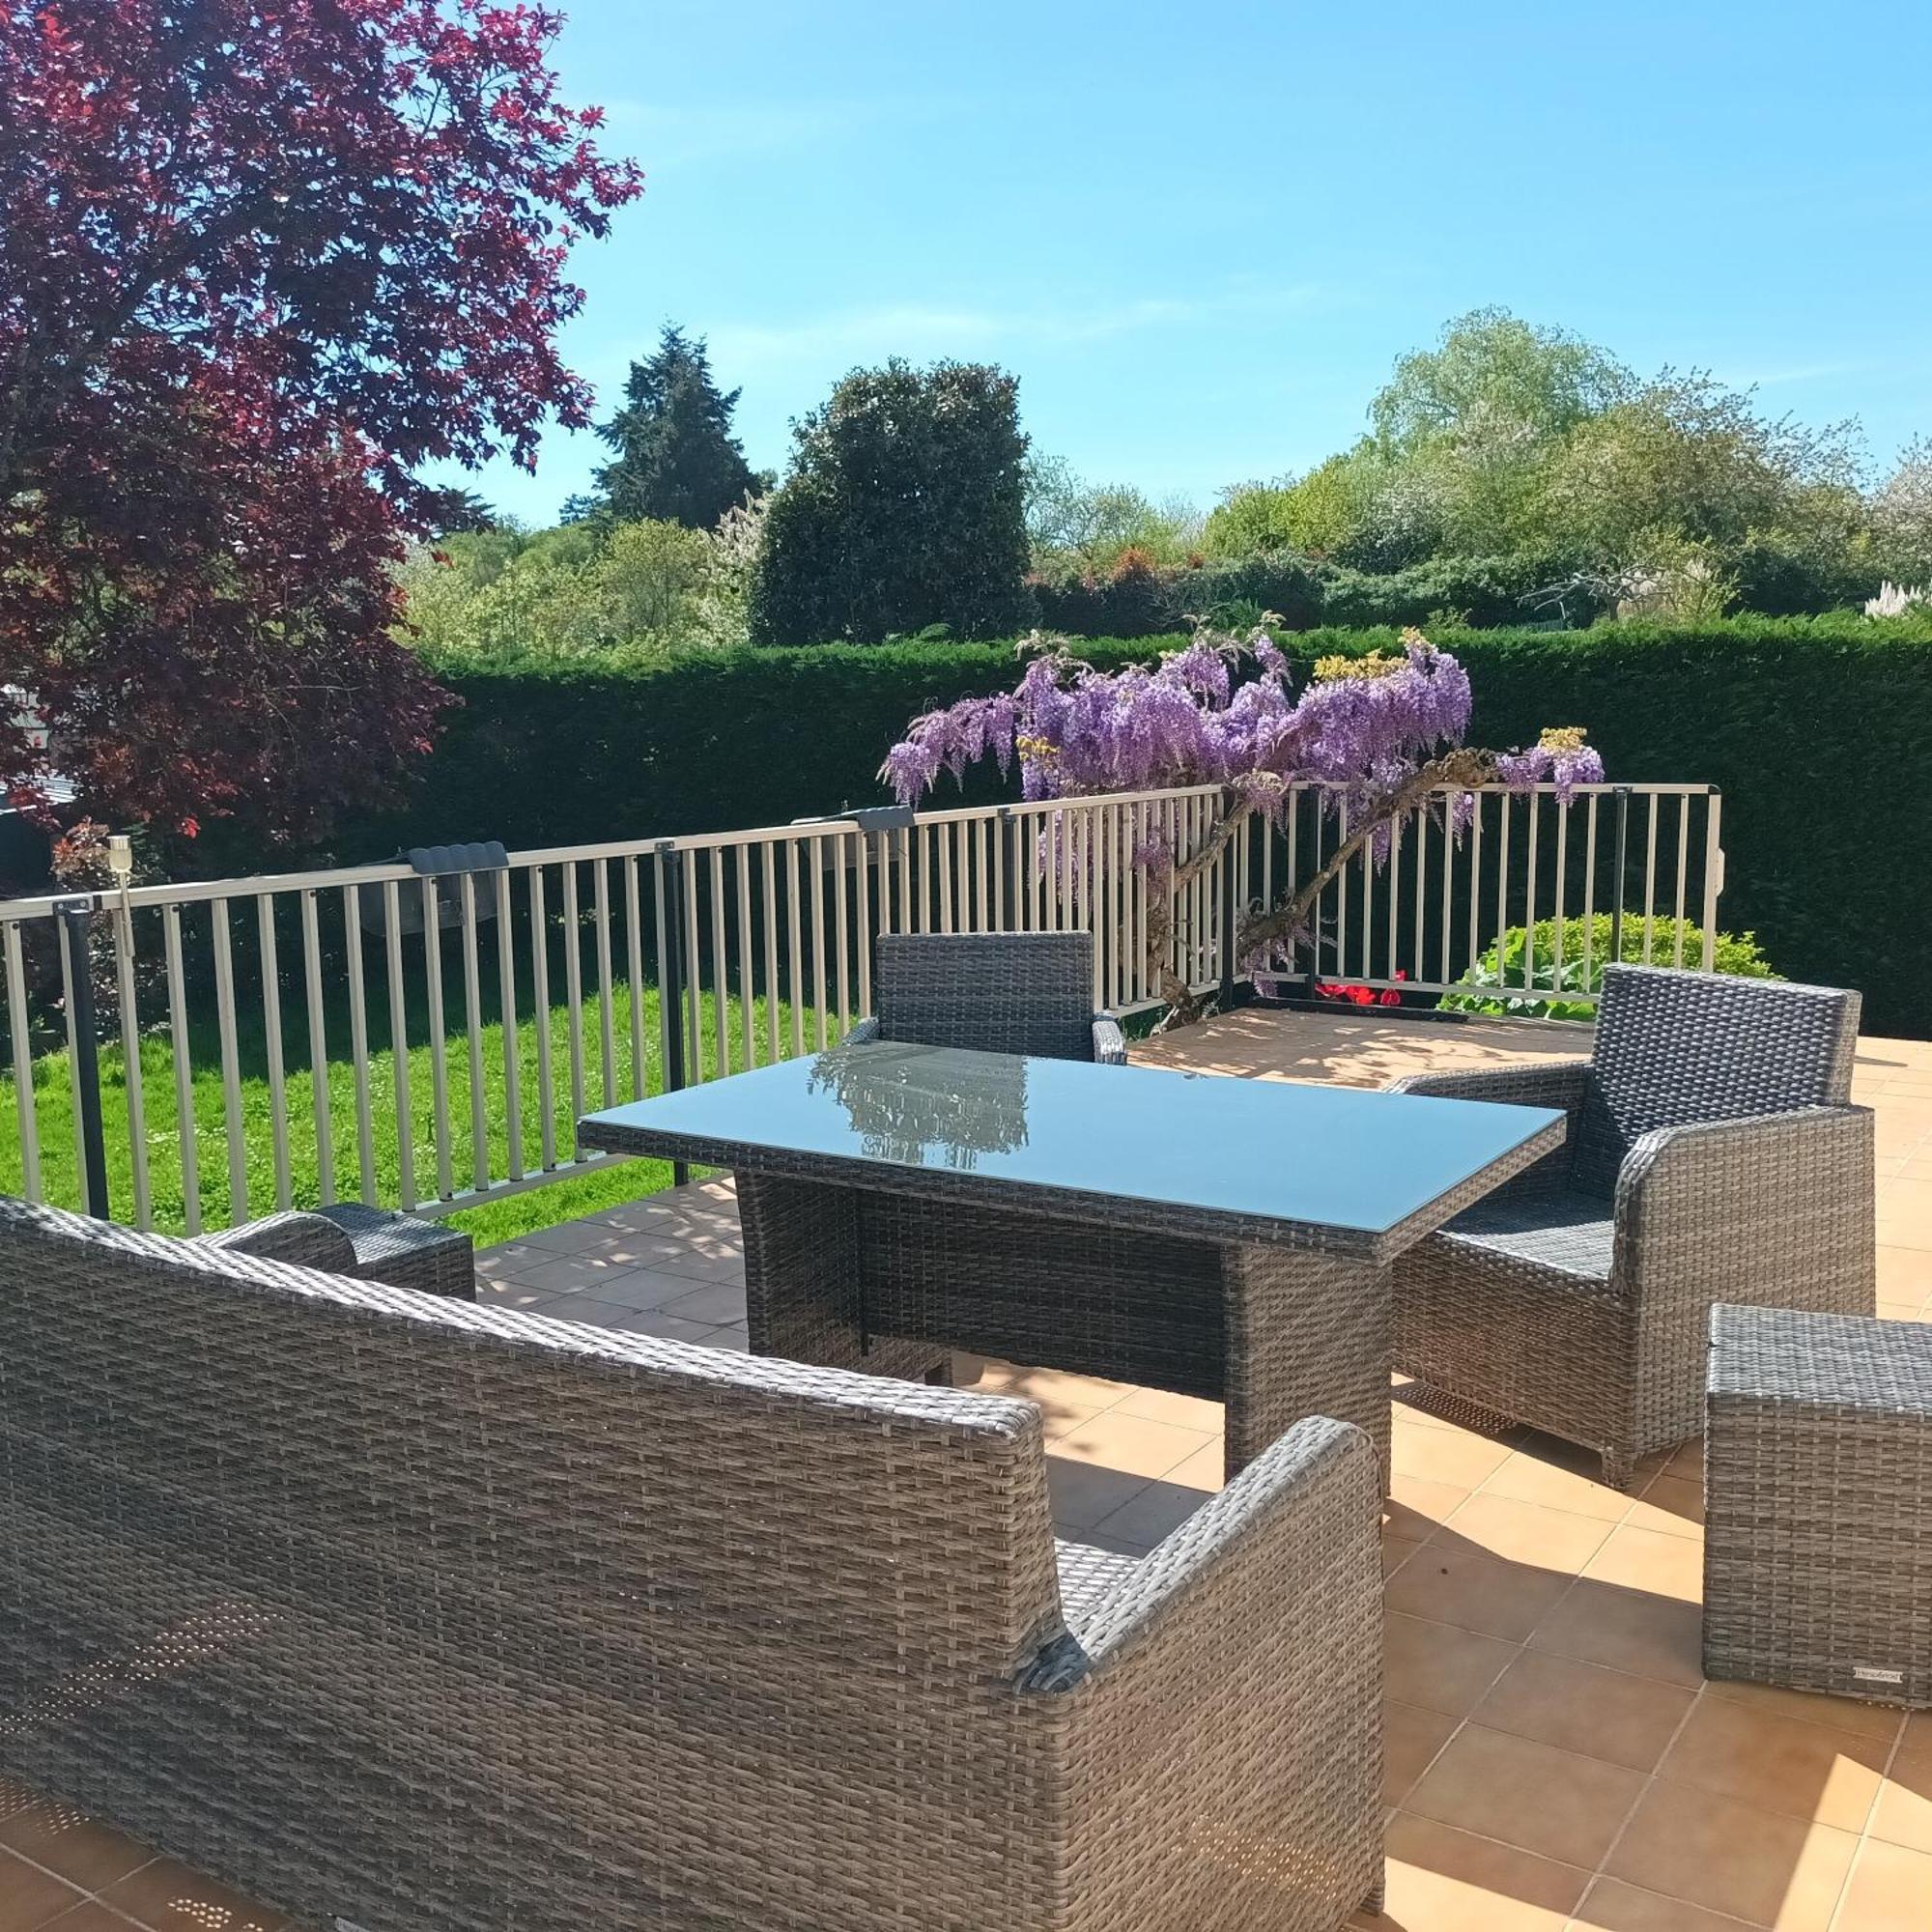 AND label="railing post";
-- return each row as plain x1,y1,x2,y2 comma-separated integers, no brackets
998,807,1016,930
655,842,690,1188
56,896,111,1219
1218,806,1238,1006
1700,789,1724,970
1609,786,1631,972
